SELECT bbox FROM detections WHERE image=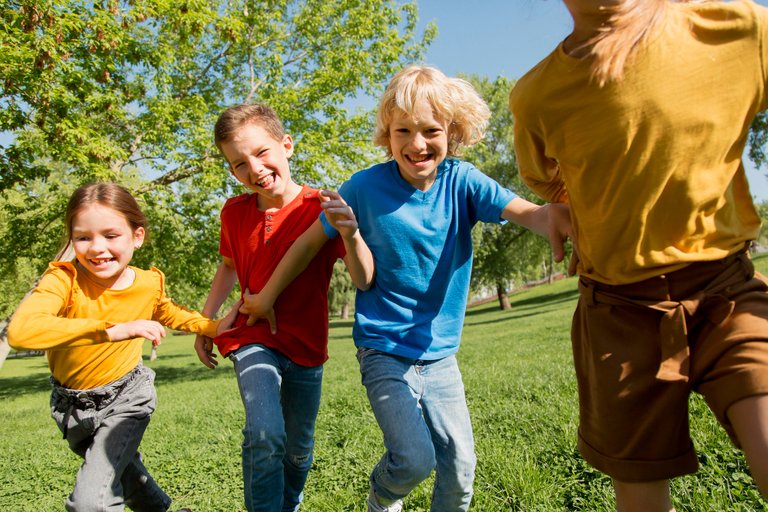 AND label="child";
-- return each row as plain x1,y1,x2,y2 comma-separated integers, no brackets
7,182,236,512
509,1,768,510
239,65,573,512
192,103,373,512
